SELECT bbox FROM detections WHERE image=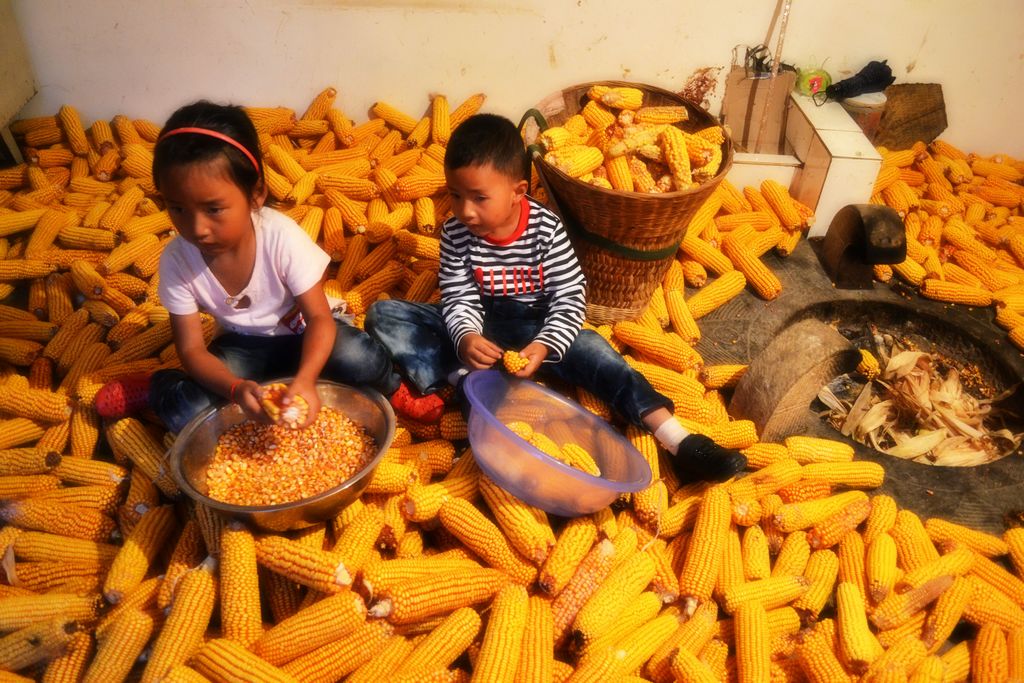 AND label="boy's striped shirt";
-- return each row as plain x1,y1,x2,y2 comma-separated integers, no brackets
439,196,586,361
